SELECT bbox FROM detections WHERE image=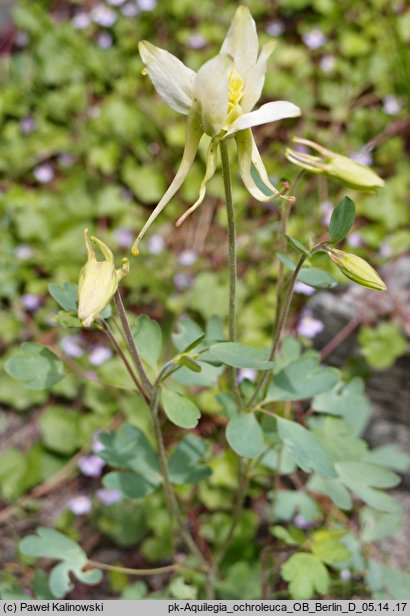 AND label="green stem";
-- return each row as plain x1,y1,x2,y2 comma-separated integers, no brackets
100,318,146,400
214,458,249,566
87,560,180,577
274,203,291,326
150,386,207,566
219,140,243,411
114,291,153,396
250,254,307,404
